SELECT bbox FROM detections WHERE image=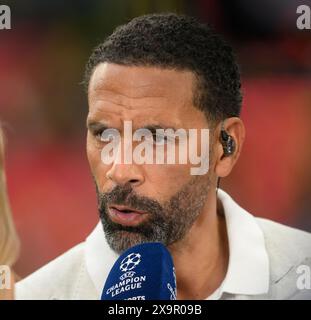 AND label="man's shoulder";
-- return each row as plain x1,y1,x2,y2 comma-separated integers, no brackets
256,217,311,264
255,217,311,299
16,242,97,300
